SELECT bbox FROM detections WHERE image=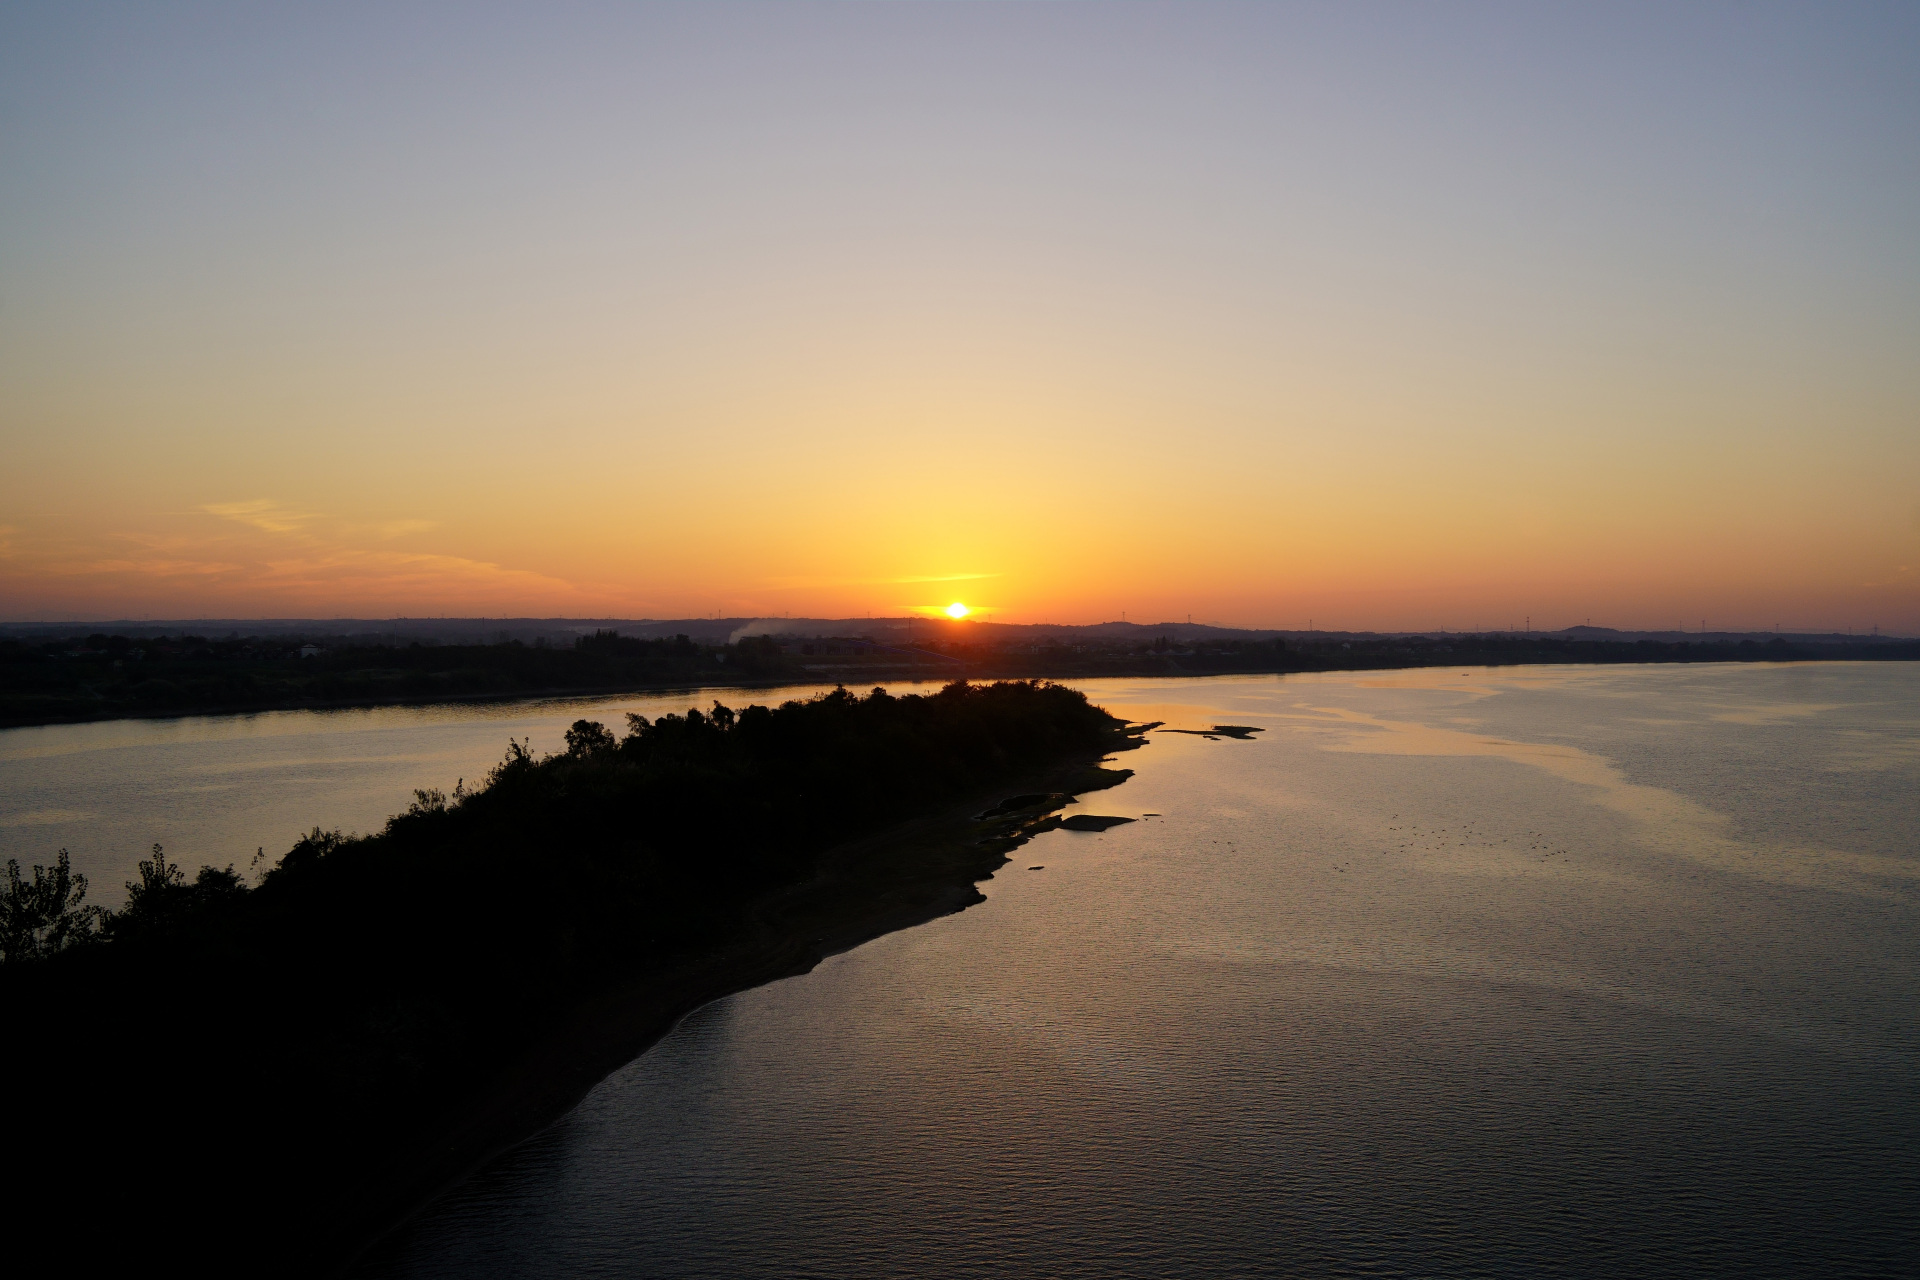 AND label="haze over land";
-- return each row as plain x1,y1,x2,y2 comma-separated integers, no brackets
0,614,1906,648
3,3,1917,632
